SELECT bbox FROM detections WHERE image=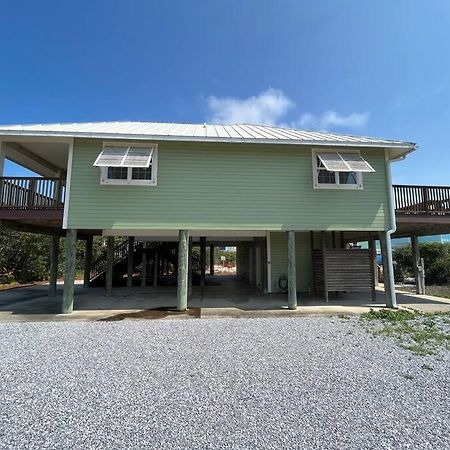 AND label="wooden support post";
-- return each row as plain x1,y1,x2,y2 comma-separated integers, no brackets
340,231,345,249
188,237,193,298
83,235,93,288
126,237,135,288
287,231,297,310
368,234,378,287
153,249,159,287
379,231,397,308
62,229,77,314
249,246,255,285
49,233,60,296
177,230,189,311
368,234,377,302
200,237,206,287
310,231,316,297
209,245,214,275
141,251,147,288
321,231,329,303
411,235,424,295
255,243,262,288
105,236,114,296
